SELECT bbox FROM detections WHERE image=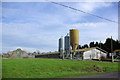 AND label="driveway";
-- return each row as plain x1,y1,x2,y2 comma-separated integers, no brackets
50,72,120,80
75,72,119,78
